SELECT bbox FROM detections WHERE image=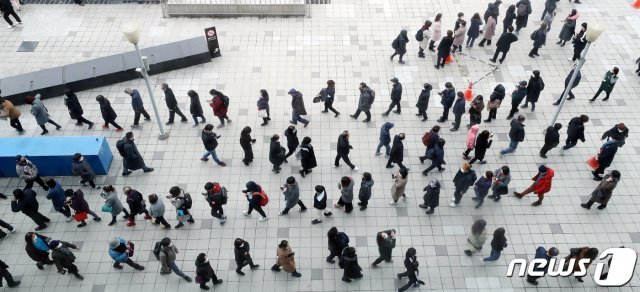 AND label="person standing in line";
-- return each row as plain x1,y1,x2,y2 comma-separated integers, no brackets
421,138,446,176
269,134,286,174
502,5,516,34
239,126,256,166
25,94,61,135
108,237,145,271
95,95,123,131
71,153,98,189
158,238,192,282
462,125,480,159
371,229,397,268
203,182,227,225
601,123,628,147
528,23,548,58
187,90,206,127
200,124,227,167
63,89,94,128
419,179,441,214
472,171,494,209
506,81,527,119
376,122,394,157
64,189,101,228
161,83,188,125
467,95,484,128
451,20,467,53
389,168,409,205
124,88,150,128
553,64,581,105
490,26,518,64
257,89,270,126
0,98,24,133
382,77,403,116
397,248,425,292
387,133,407,170
450,91,466,131
514,0,532,33
526,246,559,285
450,163,477,208
299,136,317,177
195,253,223,290
350,82,374,122
499,115,526,157
437,83,456,122
478,15,497,47
428,13,442,52
556,9,579,47
279,176,308,216
487,165,511,202
117,132,154,176
123,186,152,227
0,259,20,288
540,123,562,158
581,170,620,210
469,130,492,165
312,185,332,224
563,247,599,283
101,185,131,226
326,227,350,263
208,89,231,128
592,138,619,181
234,238,260,276
49,240,83,280
482,228,508,262
418,20,432,58
24,232,54,270
484,84,505,122
334,176,354,213
570,23,587,62
390,30,409,64
435,30,454,69
357,172,374,211
463,219,487,256
271,240,302,277
288,88,309,127
562,115,589,151
466,13,482,48
321,80,340,116
482,0,501,26
283,126,299,163
0,219,14,240
415,83,432,121
45,178,72,222
11,188,50,231
1,0,22,29
521,70,544,111
454,12,465,31
335,130,358,170
541,0,556,21
339,247,363,283
514,165,555,206
148,194,171,229
15,156,49,191
168,186,195,228
591,67,619,102
241,181,269,222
